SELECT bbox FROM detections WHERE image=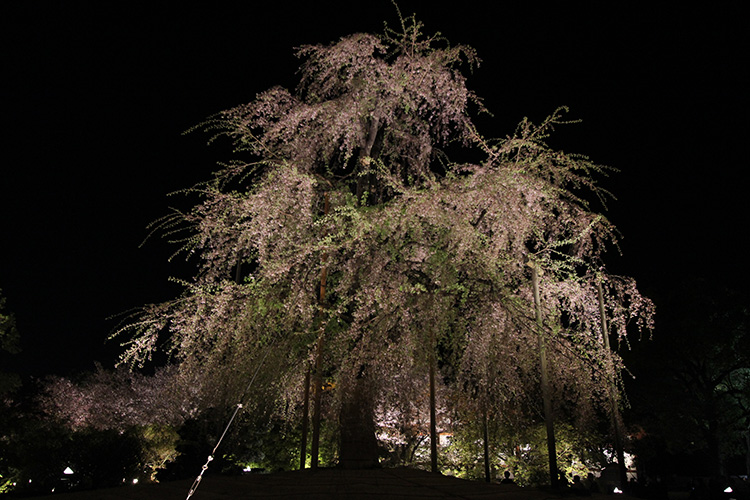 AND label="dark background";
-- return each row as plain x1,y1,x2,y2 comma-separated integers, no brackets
2,2,747,377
